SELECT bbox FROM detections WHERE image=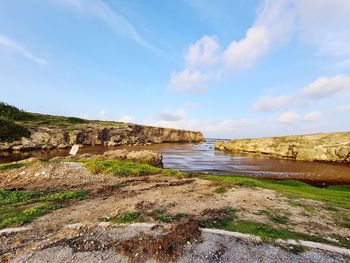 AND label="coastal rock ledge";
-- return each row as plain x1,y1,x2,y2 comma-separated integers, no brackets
0,124,204,152
215,132,350,164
